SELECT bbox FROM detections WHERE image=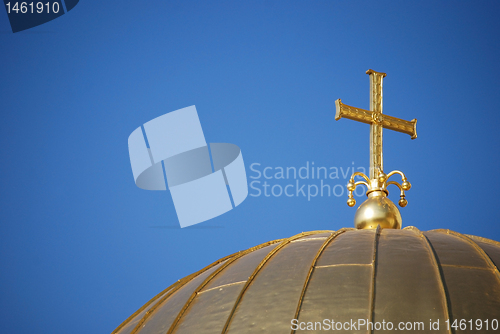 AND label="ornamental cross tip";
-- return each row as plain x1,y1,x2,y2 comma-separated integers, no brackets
335,69,417,229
